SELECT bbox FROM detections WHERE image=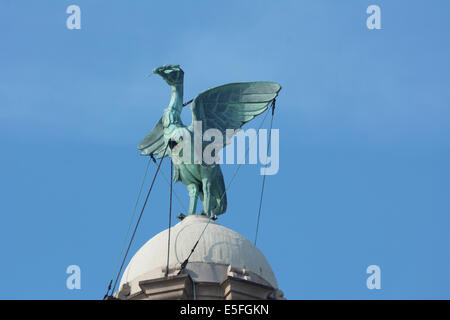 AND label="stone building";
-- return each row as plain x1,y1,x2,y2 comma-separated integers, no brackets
115,215,284,300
